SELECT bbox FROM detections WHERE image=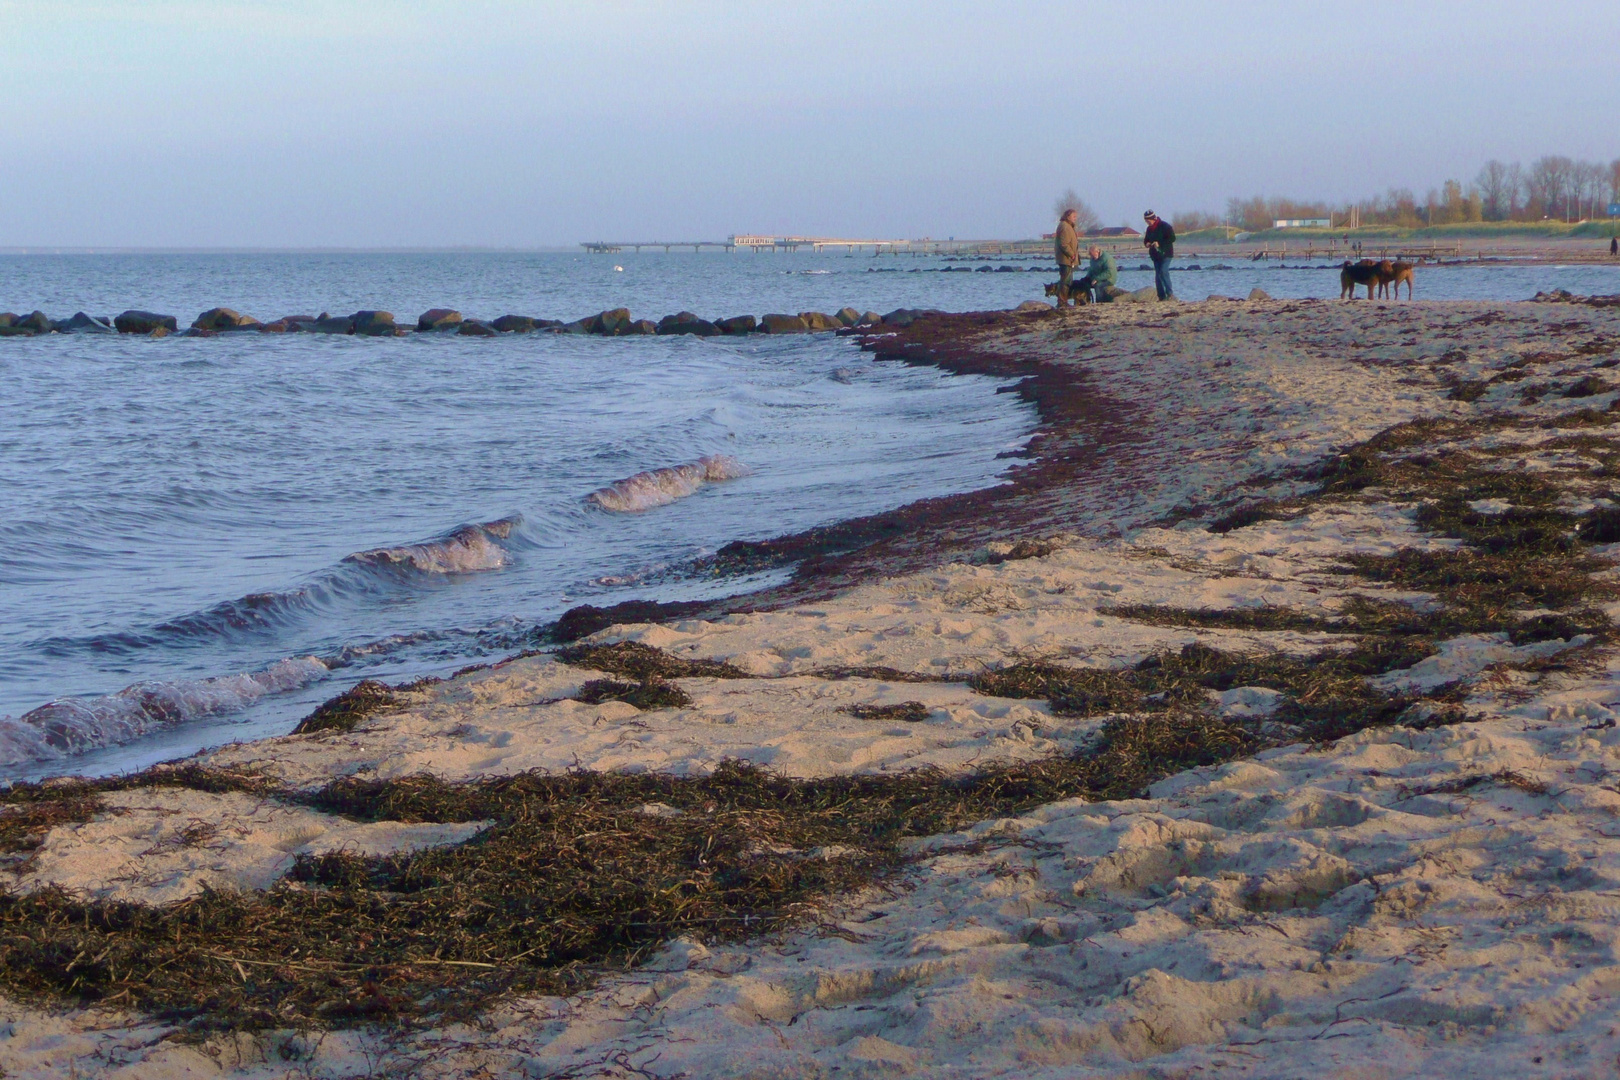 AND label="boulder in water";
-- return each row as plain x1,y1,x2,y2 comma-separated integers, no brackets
798,311,840,331
590,308,632,335
625,319,658,335
858,311,882,325
835,307,862,327
559,318,592,334
55,312,114,333
1247,288,1272,301
0,313,13,328
352,310,396,336
716,315,757,335
657,315,720,336
882,308,919,327
312,315,356,334
457,319,499,336
114,310,178,334
492,315,549,332
417,308,462,332
17,311,53,332
148,325,170,338
192,307,260,331
759,313,809,334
